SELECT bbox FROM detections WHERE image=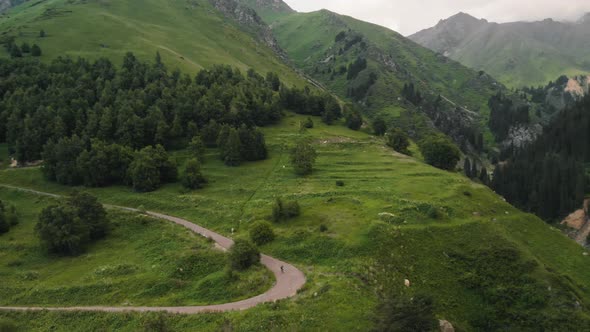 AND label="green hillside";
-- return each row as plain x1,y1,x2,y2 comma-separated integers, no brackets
0,0,304,85
250,8,504,150
410,12,590,88
1,114,590,330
